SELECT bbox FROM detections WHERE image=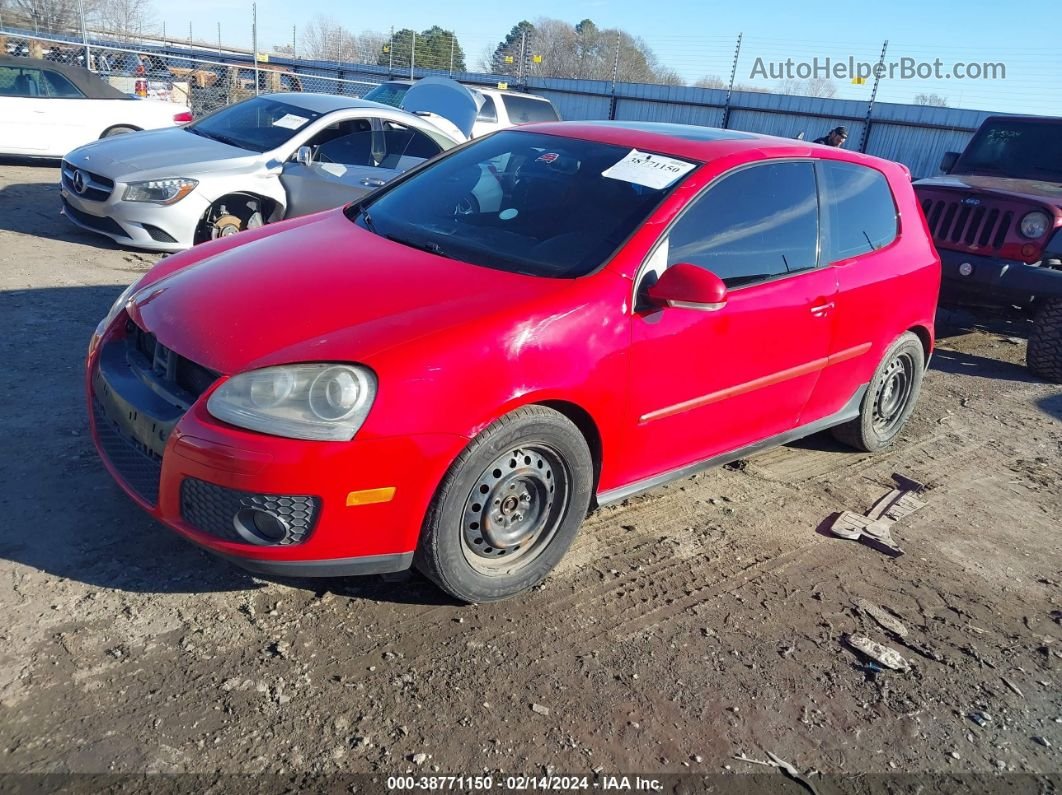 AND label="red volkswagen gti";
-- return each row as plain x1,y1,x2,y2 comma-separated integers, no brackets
87,122,940,602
